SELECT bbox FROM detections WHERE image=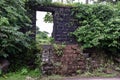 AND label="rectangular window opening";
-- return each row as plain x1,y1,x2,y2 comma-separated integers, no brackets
36,11,54,44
